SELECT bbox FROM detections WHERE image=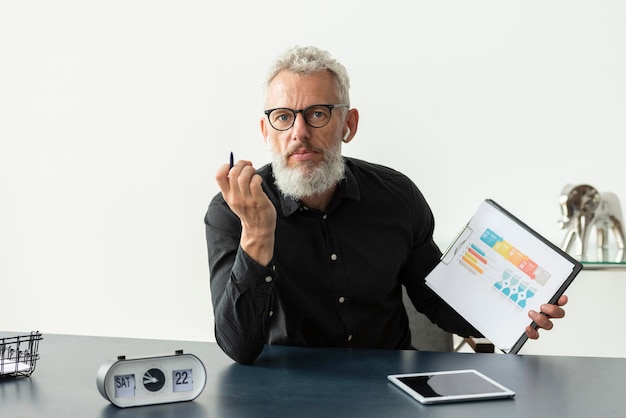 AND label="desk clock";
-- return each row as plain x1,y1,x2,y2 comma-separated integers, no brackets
96,350,206,408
